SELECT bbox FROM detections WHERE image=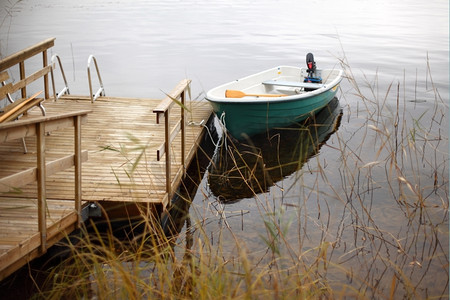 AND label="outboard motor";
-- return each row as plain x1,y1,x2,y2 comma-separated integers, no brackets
306,53,316,77
304,53,322,84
